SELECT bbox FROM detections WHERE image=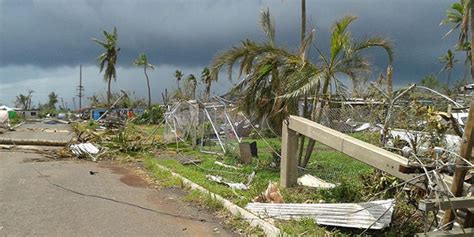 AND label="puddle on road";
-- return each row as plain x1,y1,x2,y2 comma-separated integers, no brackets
100,164,148,188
